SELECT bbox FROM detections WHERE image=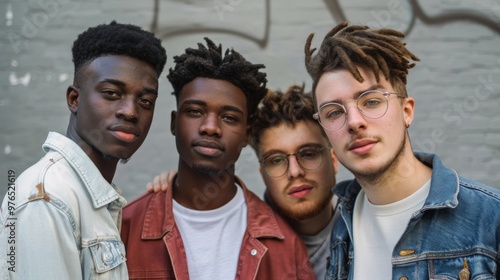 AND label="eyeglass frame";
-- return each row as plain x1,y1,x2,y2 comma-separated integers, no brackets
312,90,405,131
259,145,326,178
